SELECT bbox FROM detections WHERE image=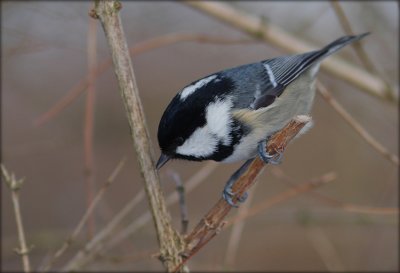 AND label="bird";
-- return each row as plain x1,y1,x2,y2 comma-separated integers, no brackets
156,32,369,206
